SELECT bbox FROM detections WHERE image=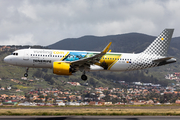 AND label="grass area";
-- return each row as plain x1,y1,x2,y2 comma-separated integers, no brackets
0,103,180,108
14,85,29,89
0,108,180,116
